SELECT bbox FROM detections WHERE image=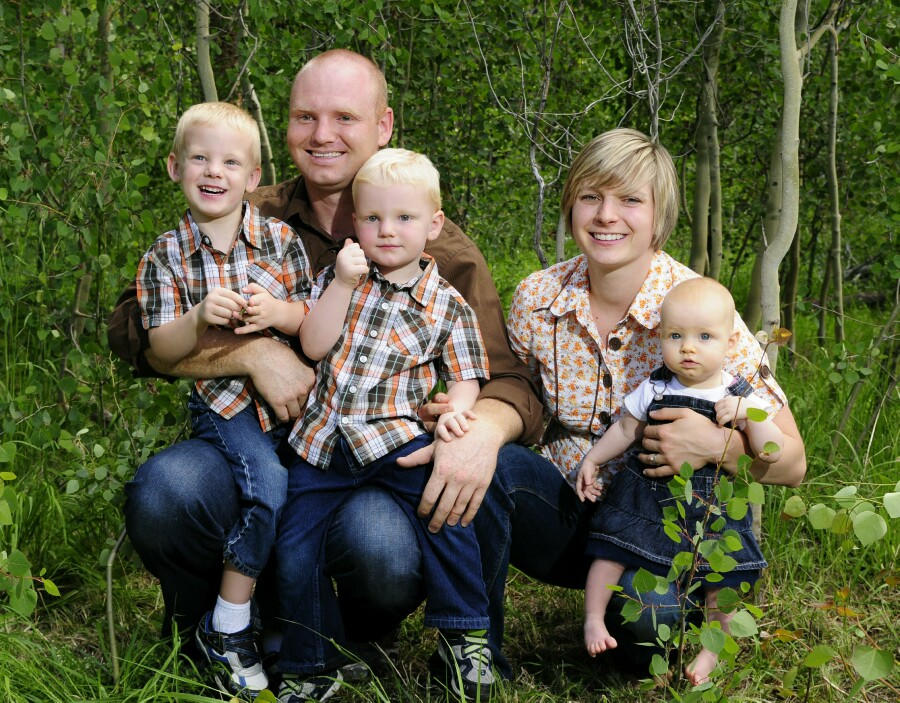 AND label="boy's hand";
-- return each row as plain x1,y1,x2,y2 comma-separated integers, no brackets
234,283,287,334
575,460,604,502
334,239,369,287
196,287,246,326
435,409,477,442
